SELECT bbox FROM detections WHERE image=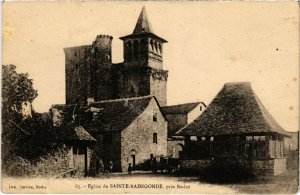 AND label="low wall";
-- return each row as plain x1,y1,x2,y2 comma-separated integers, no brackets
251,159,275,176
180,158,287,176
251,158,286,176
274,158,286,175
287,150,298,170
4,146,73,178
